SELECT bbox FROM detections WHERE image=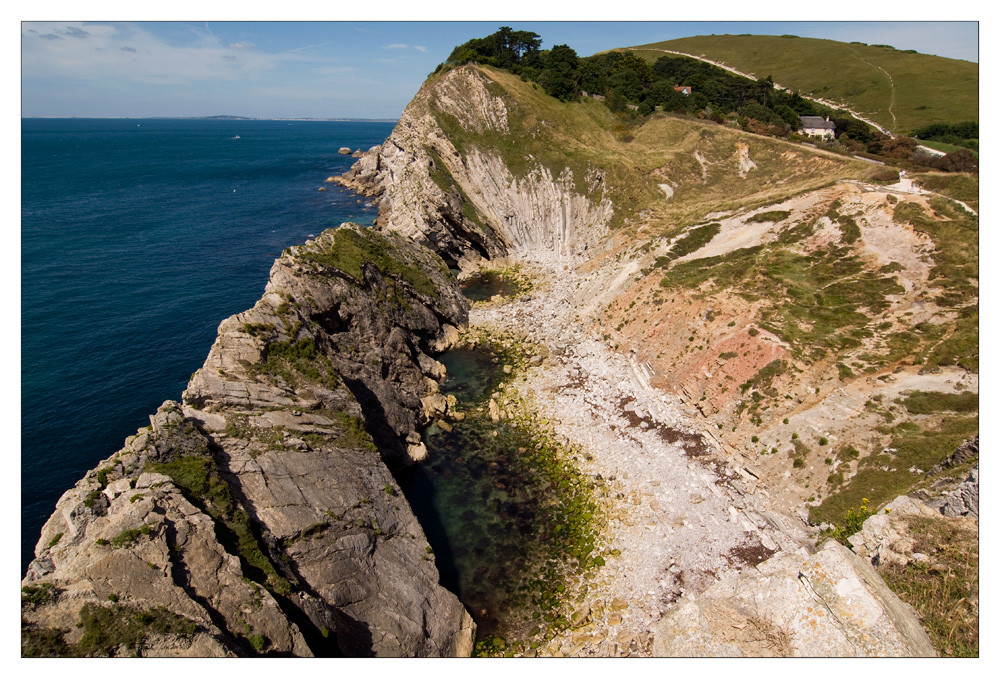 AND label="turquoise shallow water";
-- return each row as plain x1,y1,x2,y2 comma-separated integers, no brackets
21,118,395,572
399,348,560,638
